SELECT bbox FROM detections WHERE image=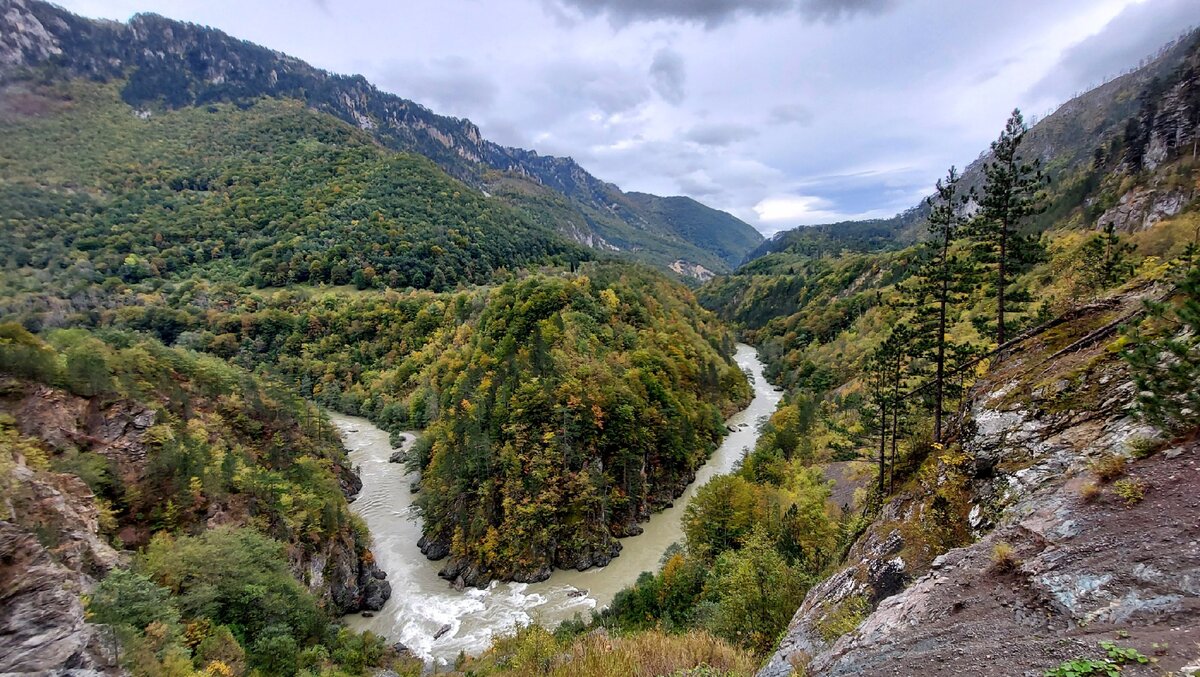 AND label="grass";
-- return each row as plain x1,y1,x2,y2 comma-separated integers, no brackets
457,626,758,676
1127,437,1161,459
814,595,870,643
1079,482,1103,503
1091,454,1127,483
991,541,1021,572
